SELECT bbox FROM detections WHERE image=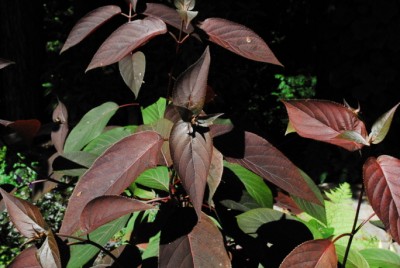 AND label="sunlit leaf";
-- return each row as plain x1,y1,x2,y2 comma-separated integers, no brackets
336,130,370,146
335,244,369,268
60,131,163,235
0,58,15,69
199,18,282,65
141,97,167,125
36,231,62,268
207,147,223,207
86,17,167,71
51,100,69,153
119,51,146,98
360,248,400,268
369,103,400,144
280,239,337,268
363,155,400,244
8,246,40,268
282,99,368,151
136,166,170,192
60,5,122,53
